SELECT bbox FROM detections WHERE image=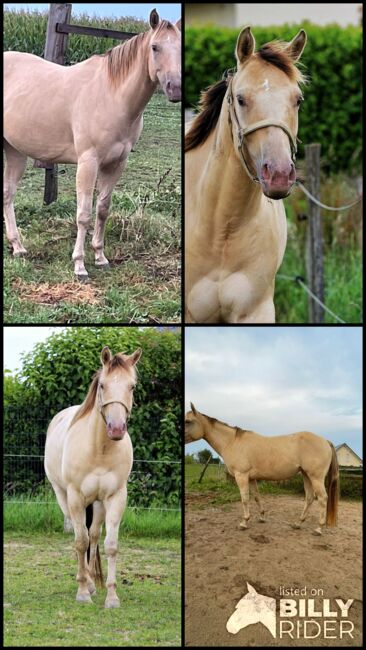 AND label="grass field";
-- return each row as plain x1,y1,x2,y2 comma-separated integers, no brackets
4,93,181,324
185,462,362,505
4,504,181,646
4,532,181,647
